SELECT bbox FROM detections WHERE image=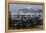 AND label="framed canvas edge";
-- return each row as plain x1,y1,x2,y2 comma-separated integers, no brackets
5,0,45,33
